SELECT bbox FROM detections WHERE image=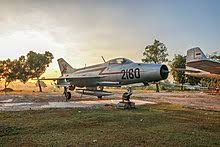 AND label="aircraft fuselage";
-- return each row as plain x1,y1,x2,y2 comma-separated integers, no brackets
58,59,168,87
